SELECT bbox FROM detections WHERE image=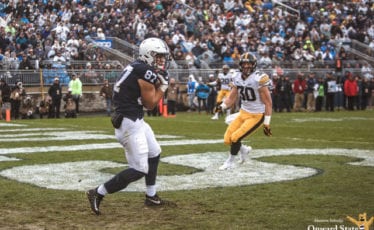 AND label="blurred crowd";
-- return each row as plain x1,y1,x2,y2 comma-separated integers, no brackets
0,0,373,71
